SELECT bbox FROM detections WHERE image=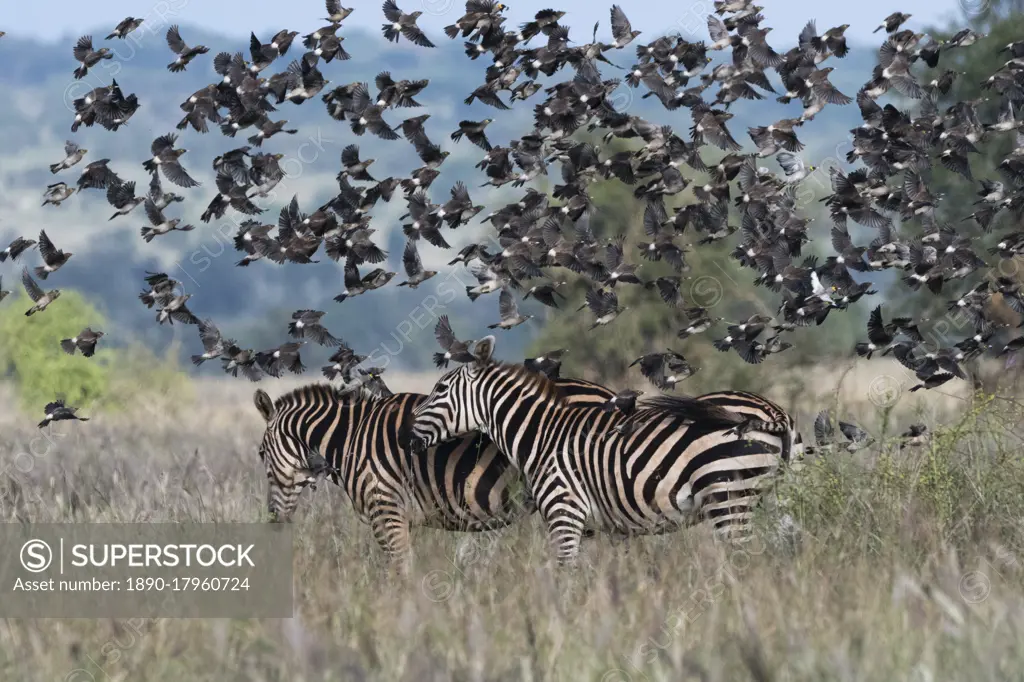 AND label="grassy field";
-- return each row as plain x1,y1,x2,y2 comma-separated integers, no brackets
0,362,1023,681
